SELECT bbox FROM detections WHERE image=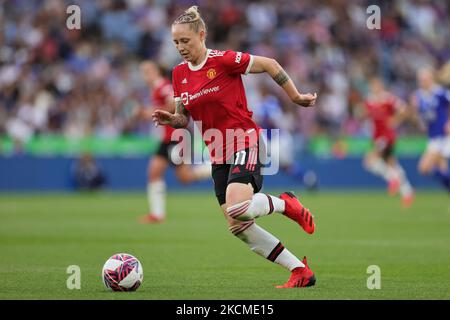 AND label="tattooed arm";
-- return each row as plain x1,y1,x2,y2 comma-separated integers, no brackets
151,99,190,128
171,99,190,128
249,56,317,107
